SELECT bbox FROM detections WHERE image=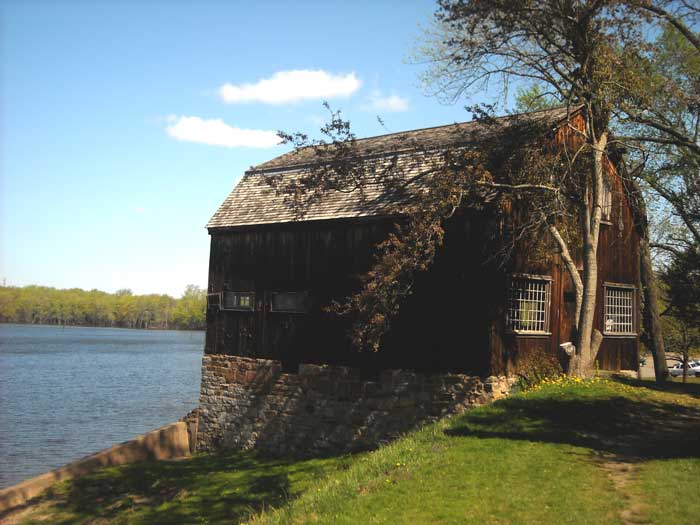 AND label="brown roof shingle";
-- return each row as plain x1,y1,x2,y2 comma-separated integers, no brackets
207,106,576,229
